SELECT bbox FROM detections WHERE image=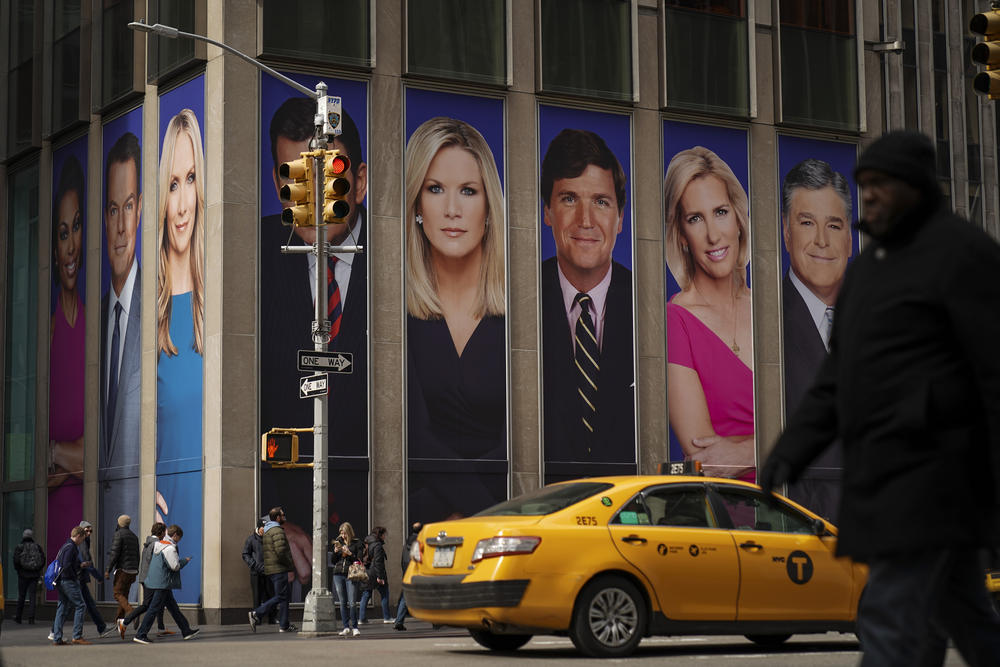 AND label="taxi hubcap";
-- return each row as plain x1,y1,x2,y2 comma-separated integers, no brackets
588,587,638,647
